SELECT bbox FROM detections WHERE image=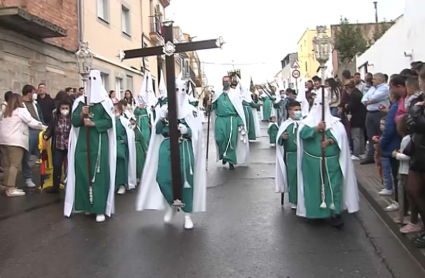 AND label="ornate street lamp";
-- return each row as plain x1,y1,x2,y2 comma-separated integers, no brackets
312,25,332,83
75,42,94,93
